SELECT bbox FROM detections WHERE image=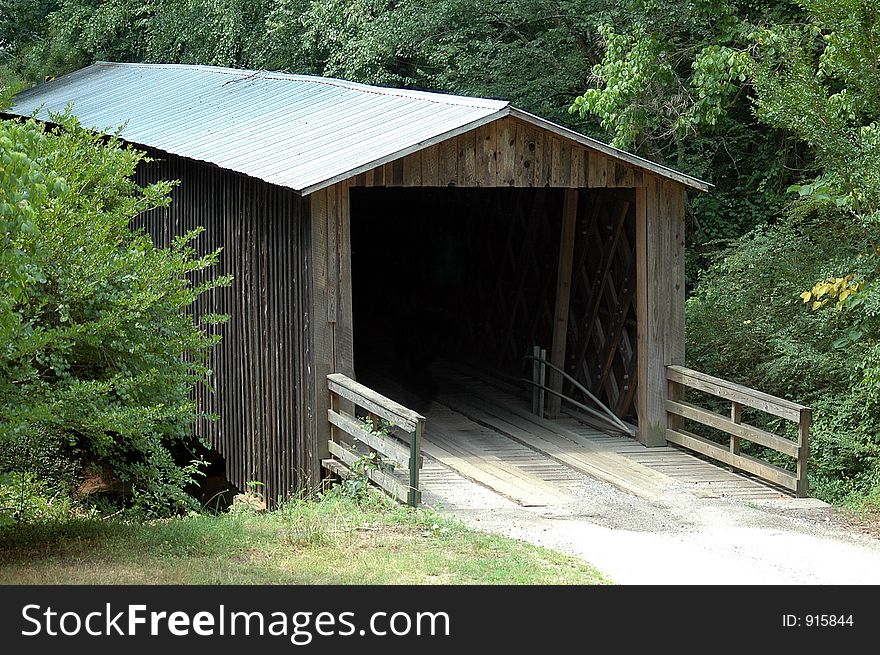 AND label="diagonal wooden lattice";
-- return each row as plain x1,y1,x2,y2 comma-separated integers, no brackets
565,191,638,420
475,188,561,368
451,188,637,420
